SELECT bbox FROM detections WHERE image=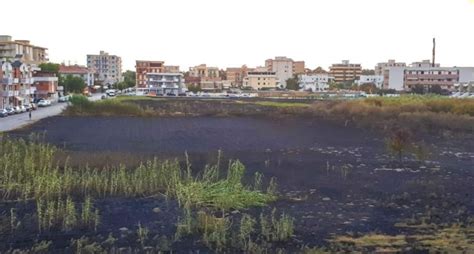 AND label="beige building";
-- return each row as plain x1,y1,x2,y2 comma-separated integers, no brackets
243,67,278,90
375,60,407,89
329,60,362,83
189,64,220,79
87,51,122,86
225,65,254,87
0,35,48,65
265,56,305,88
